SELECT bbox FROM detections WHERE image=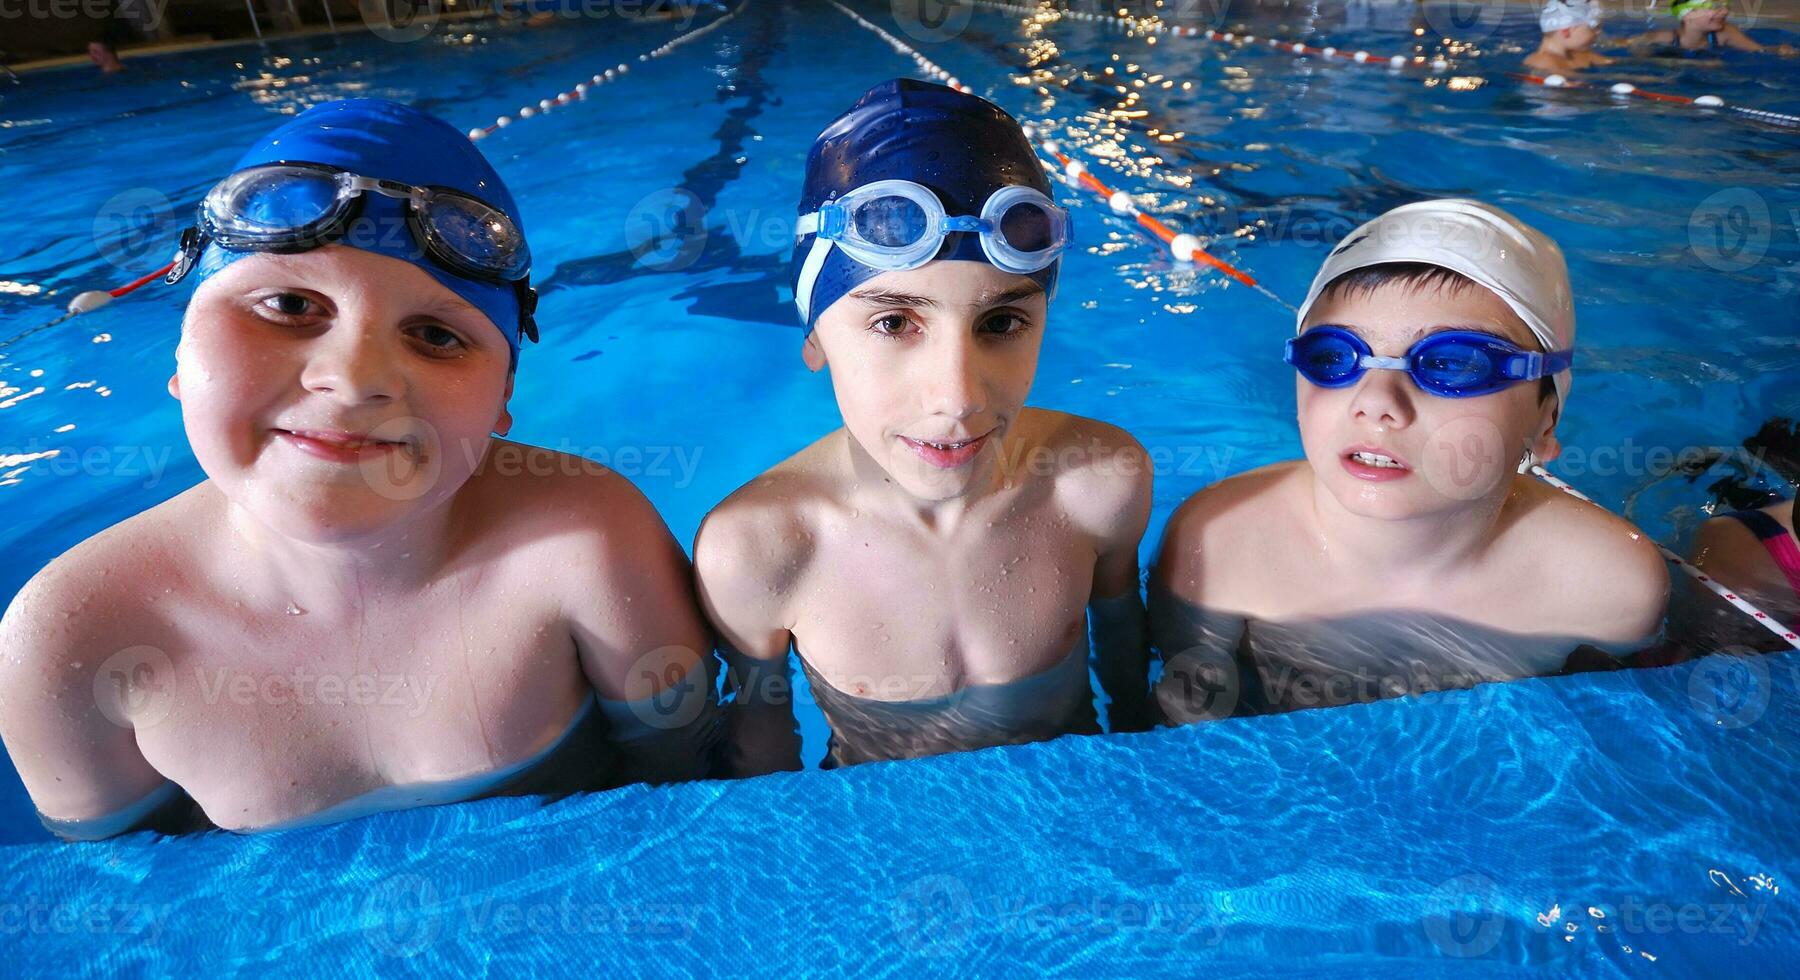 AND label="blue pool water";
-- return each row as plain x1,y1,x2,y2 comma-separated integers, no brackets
1,0,1797,971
